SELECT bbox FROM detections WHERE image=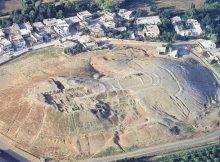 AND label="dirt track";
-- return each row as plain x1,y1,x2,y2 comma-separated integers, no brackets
83,129,220,162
